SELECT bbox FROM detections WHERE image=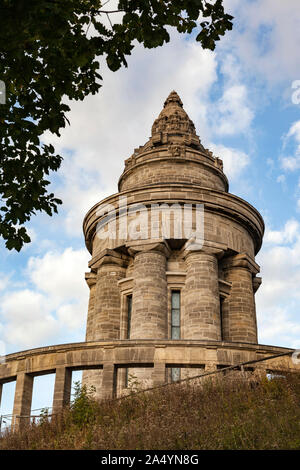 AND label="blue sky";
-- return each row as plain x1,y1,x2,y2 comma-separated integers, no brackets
1,0,300,417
